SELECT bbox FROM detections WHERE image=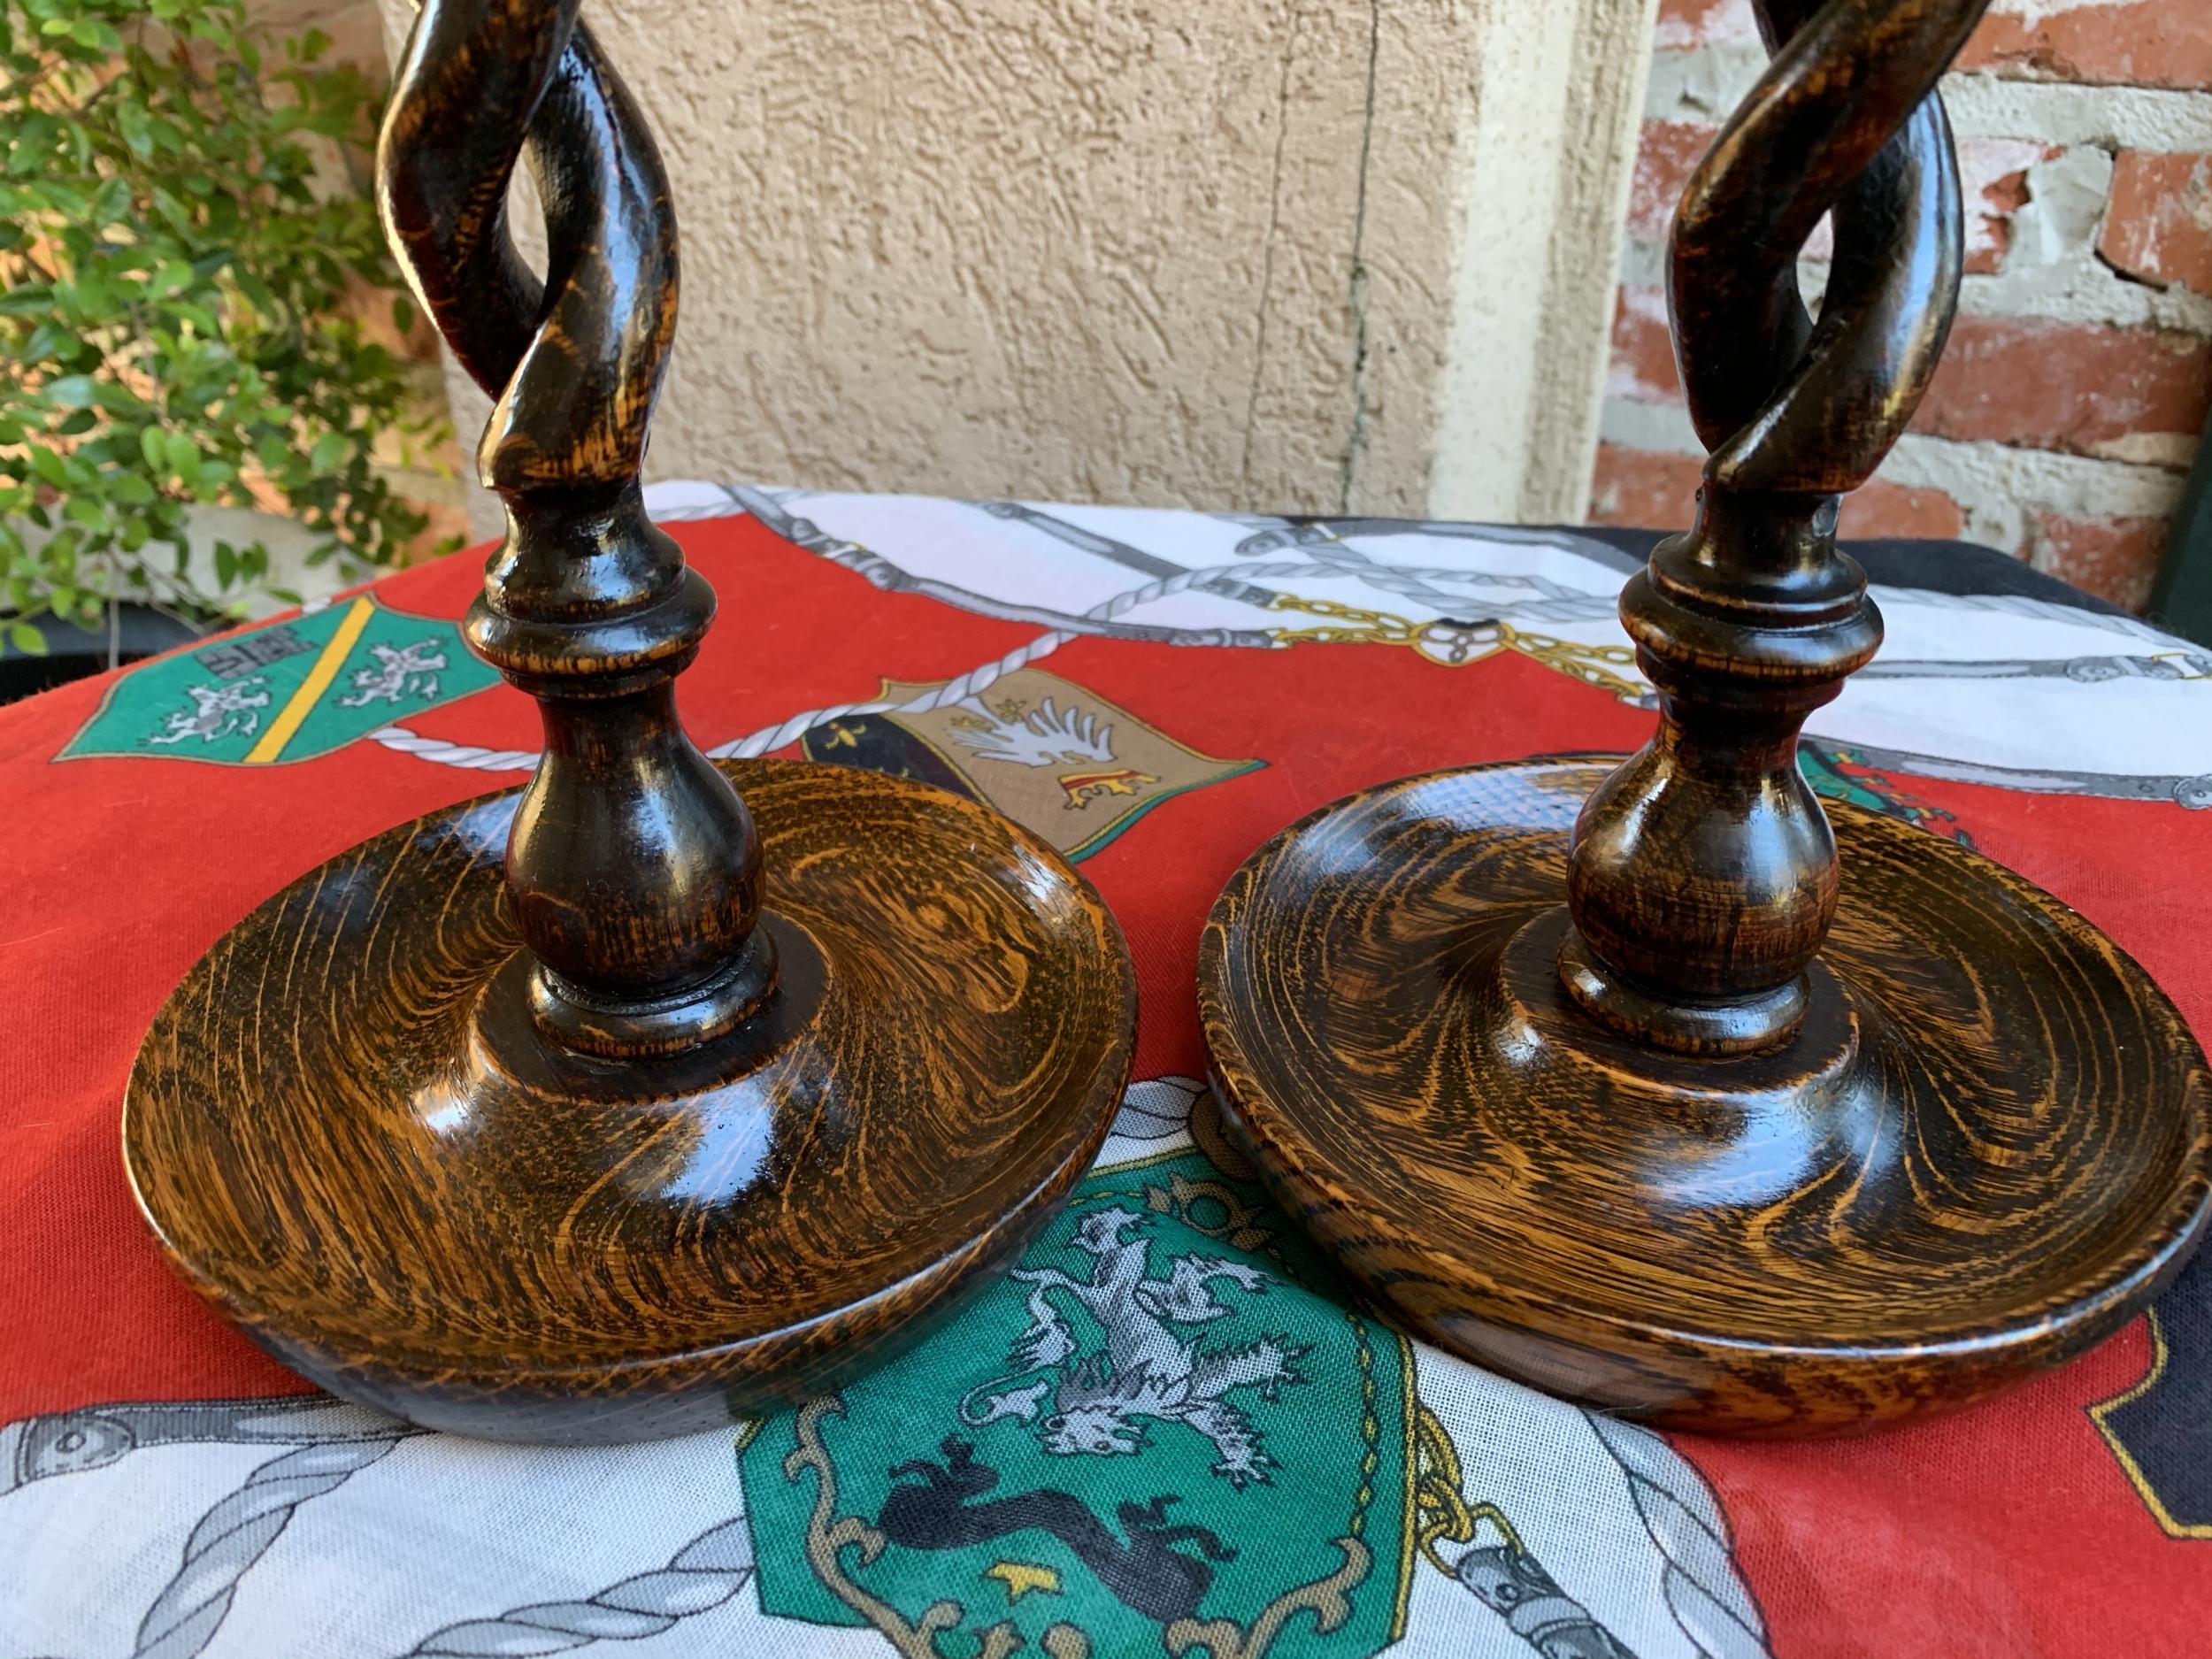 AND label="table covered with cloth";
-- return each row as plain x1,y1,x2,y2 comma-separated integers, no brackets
6,483,2210,1659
